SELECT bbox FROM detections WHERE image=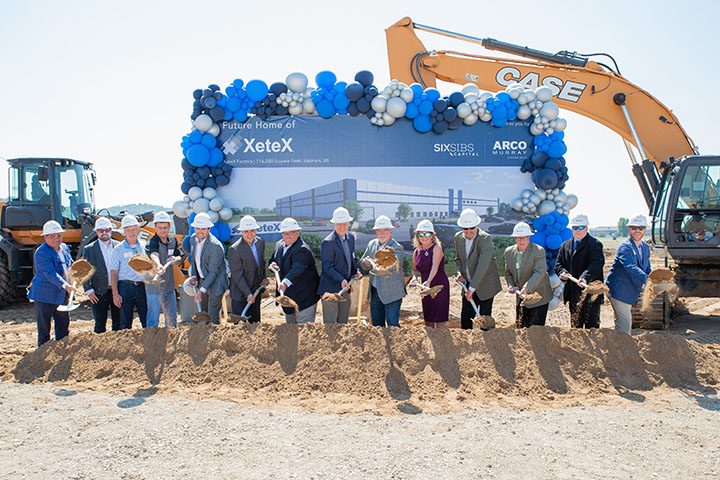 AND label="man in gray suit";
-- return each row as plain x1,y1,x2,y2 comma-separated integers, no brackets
81,217,121,333
227,215,267,323
454,208,502,329
188,212,228,324
360,215,405,327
